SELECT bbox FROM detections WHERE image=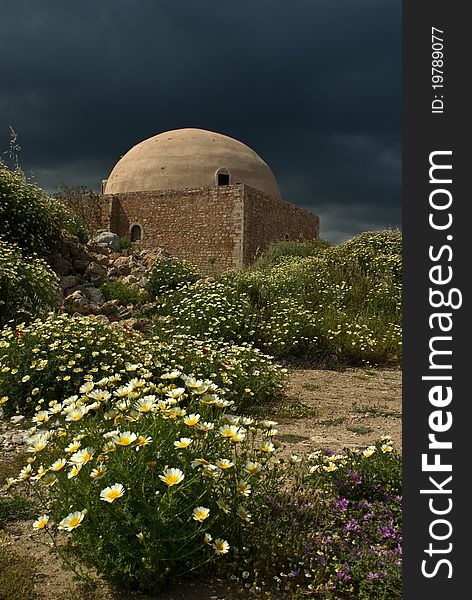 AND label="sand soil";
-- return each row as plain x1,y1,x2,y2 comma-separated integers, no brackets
0,367,401,600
